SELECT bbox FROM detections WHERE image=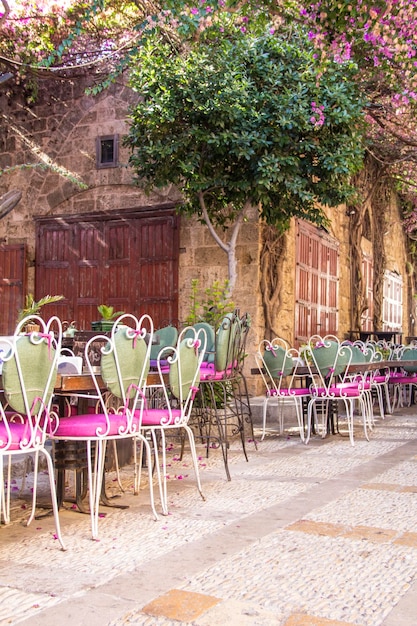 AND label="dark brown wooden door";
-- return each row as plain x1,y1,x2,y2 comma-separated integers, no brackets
295,221,339,345
35,208,179,330
0,244,26,334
